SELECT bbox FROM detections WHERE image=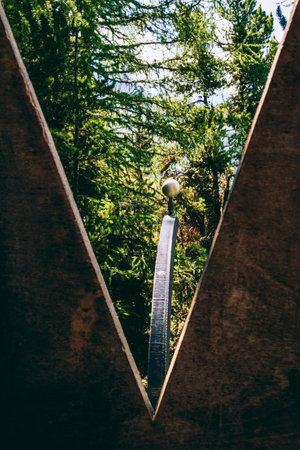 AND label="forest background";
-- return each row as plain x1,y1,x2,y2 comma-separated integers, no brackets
2,0,291,378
